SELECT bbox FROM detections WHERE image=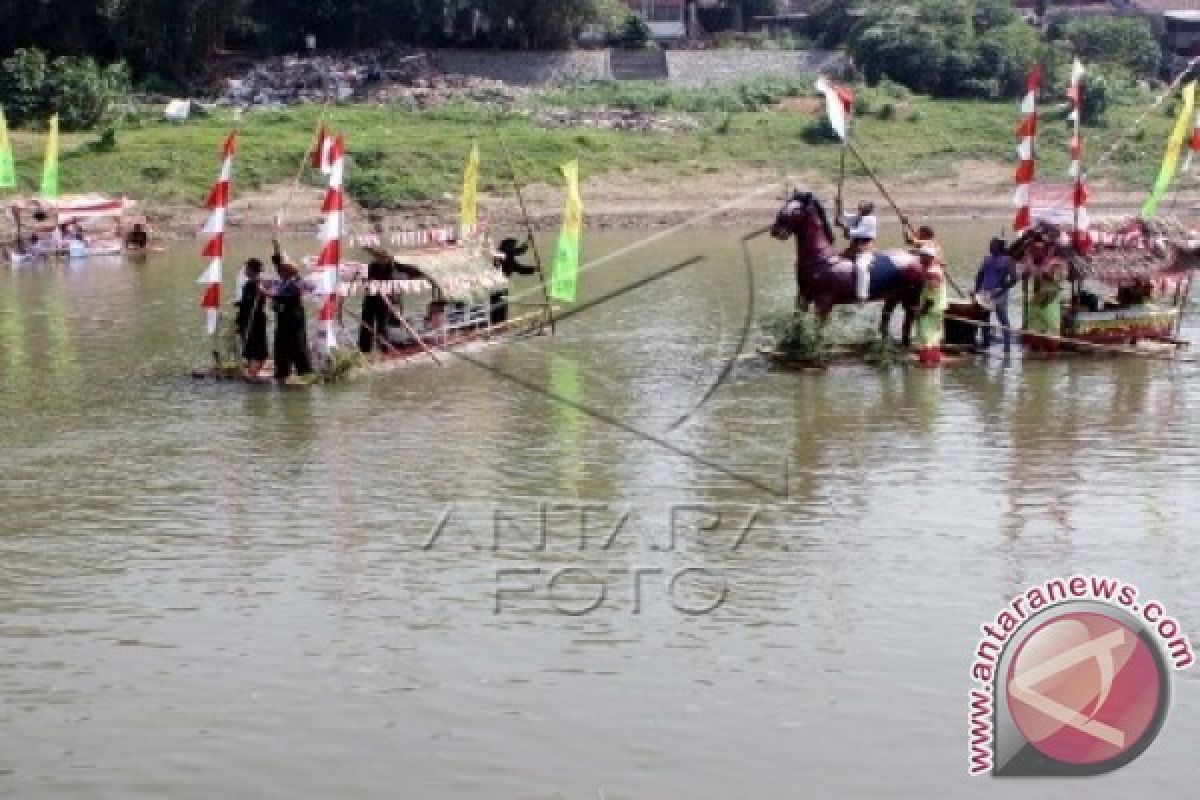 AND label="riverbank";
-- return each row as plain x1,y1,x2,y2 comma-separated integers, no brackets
151,164,1200,240
5,81,1193,236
